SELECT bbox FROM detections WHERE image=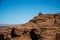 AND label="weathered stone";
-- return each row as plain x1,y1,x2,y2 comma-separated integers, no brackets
0,13,60,40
